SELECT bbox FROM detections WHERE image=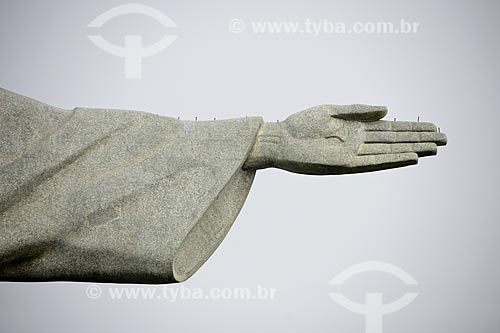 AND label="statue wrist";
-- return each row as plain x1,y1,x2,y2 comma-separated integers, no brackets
243,121,285,170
